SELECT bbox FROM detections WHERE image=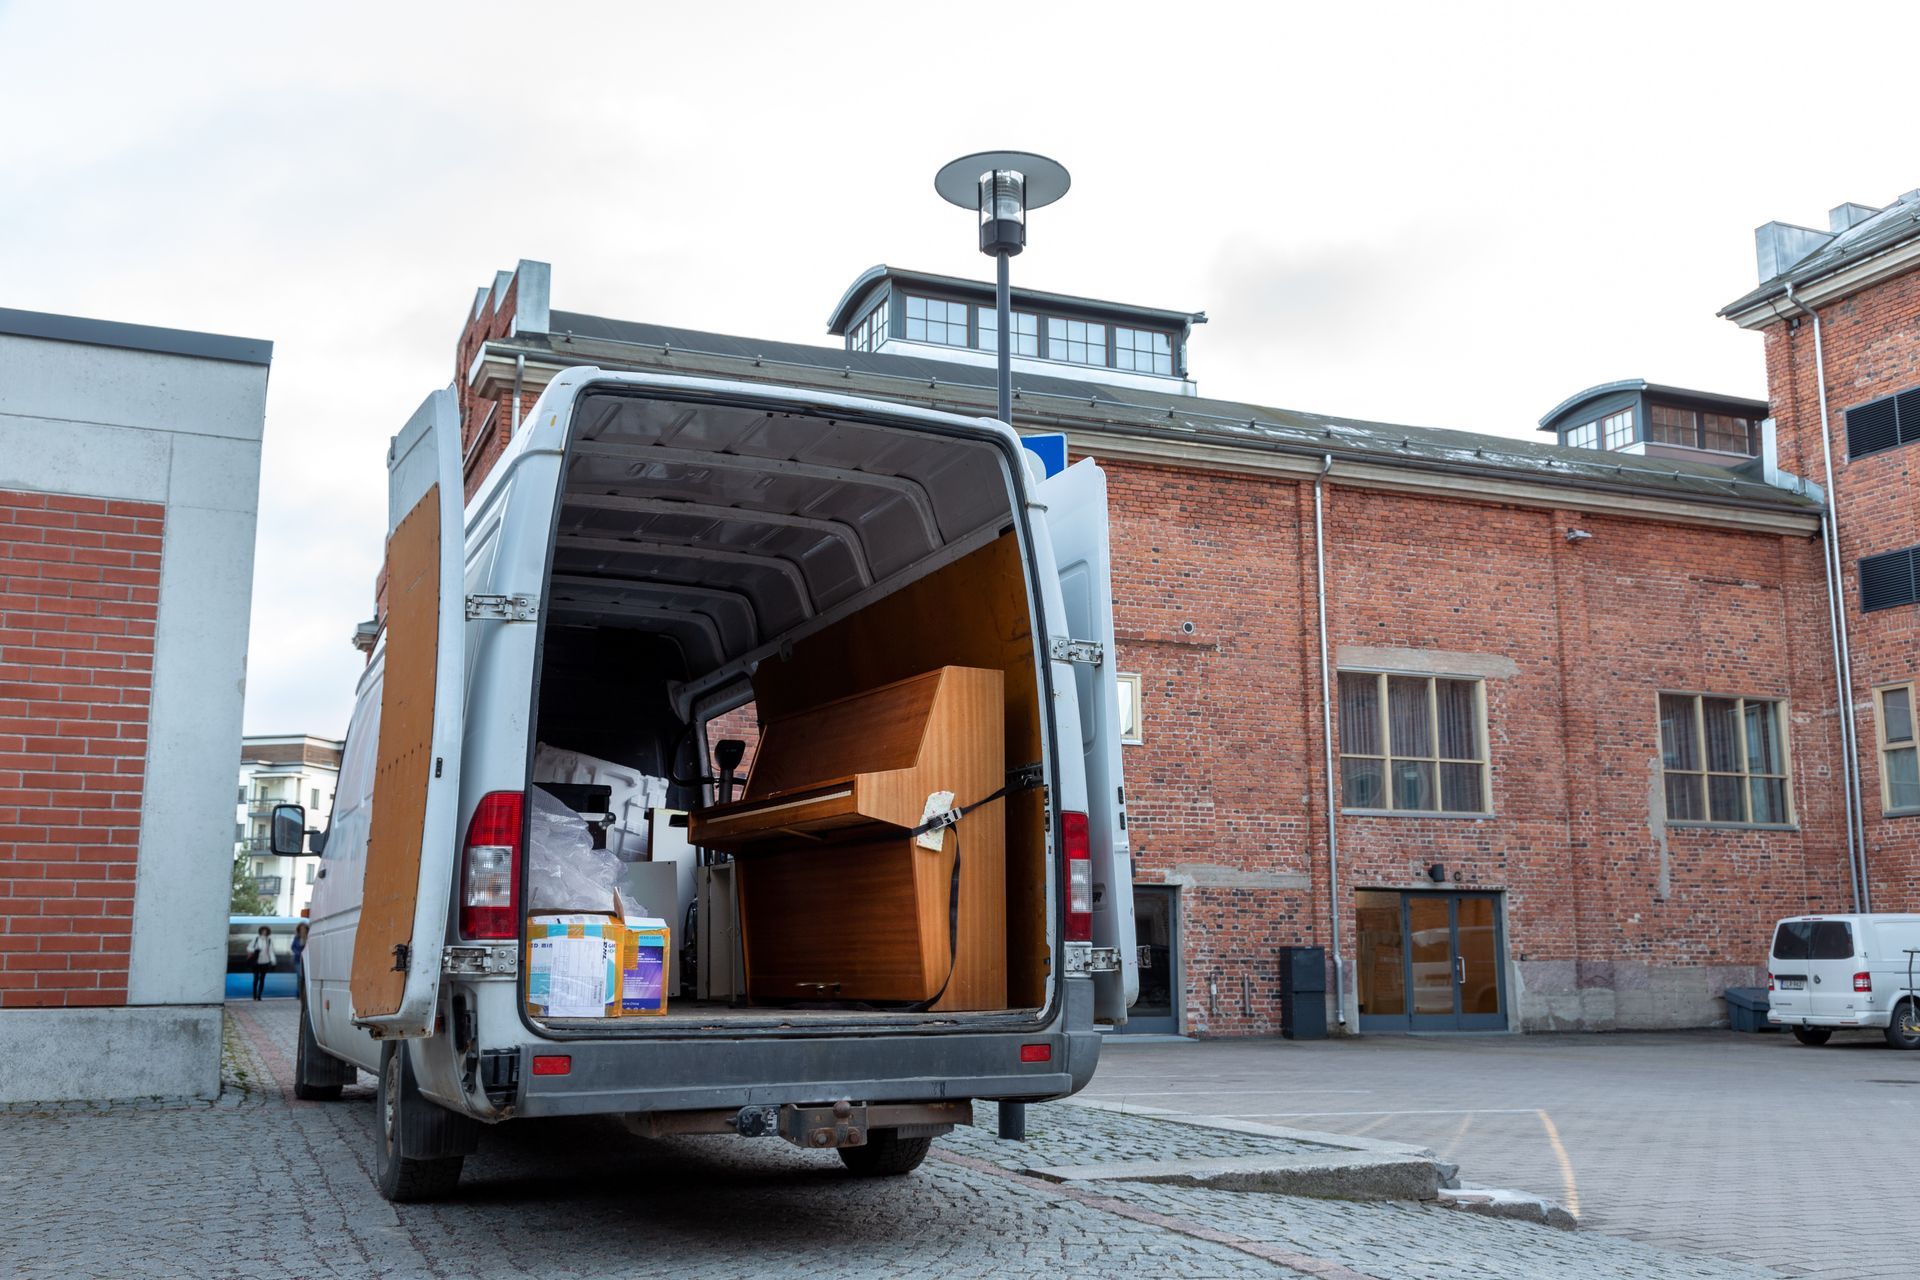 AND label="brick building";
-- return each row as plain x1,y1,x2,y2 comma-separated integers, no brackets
430,244,1879,1037
1722,190,1920,927
0,308,270,1100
